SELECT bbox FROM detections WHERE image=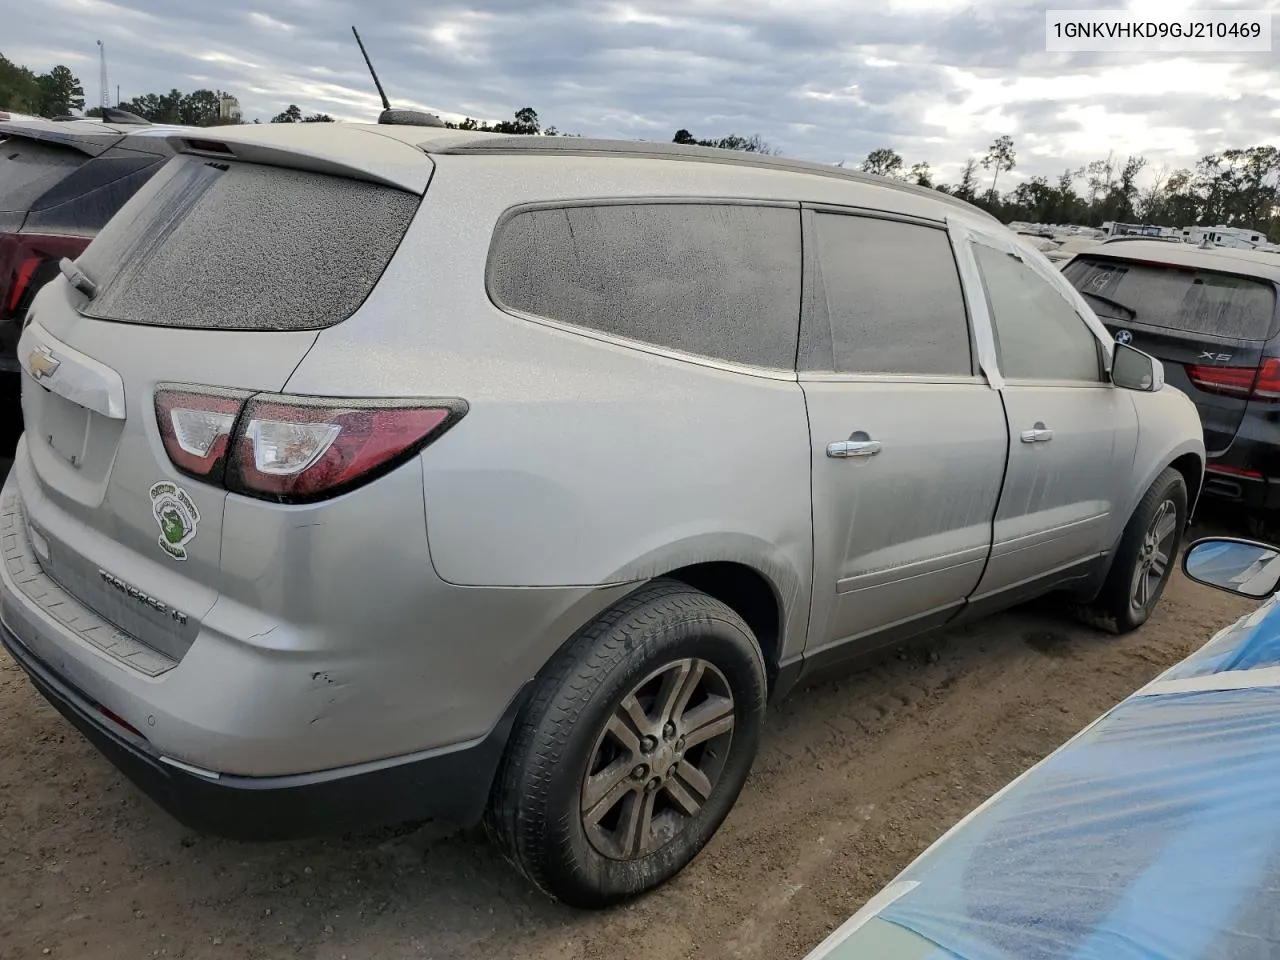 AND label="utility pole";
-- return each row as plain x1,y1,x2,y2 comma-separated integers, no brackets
97,40,109,111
